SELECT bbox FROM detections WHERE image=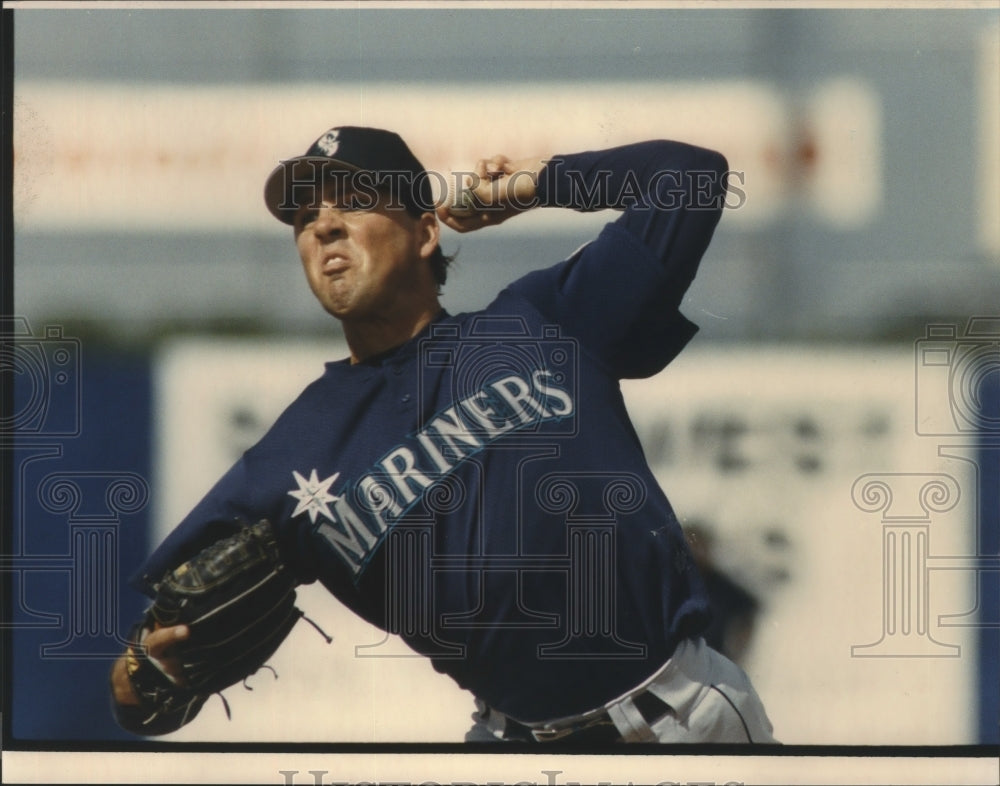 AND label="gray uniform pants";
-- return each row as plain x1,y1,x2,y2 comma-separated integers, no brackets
466,637,777,744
